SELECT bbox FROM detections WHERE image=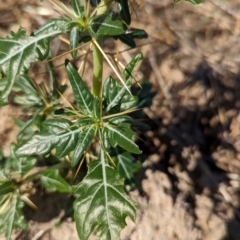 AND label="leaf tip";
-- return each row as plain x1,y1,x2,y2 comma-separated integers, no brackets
65,59,70,66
